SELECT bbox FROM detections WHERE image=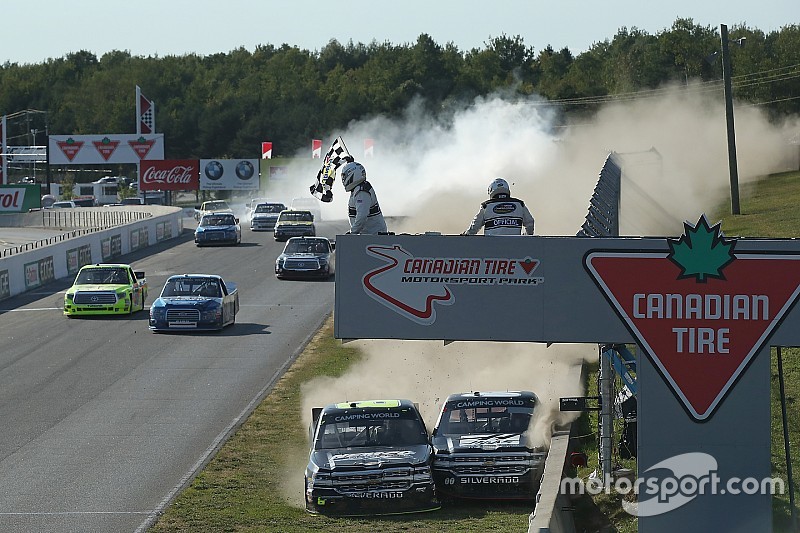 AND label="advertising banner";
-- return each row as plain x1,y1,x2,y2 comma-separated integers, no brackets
0,270,9,301
49,134,165,165
66,244,92,275
1,115,5,184
199,159,259,191
101,234,123,261
139,159,199,191
24,257,55,290
0,184,42,212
